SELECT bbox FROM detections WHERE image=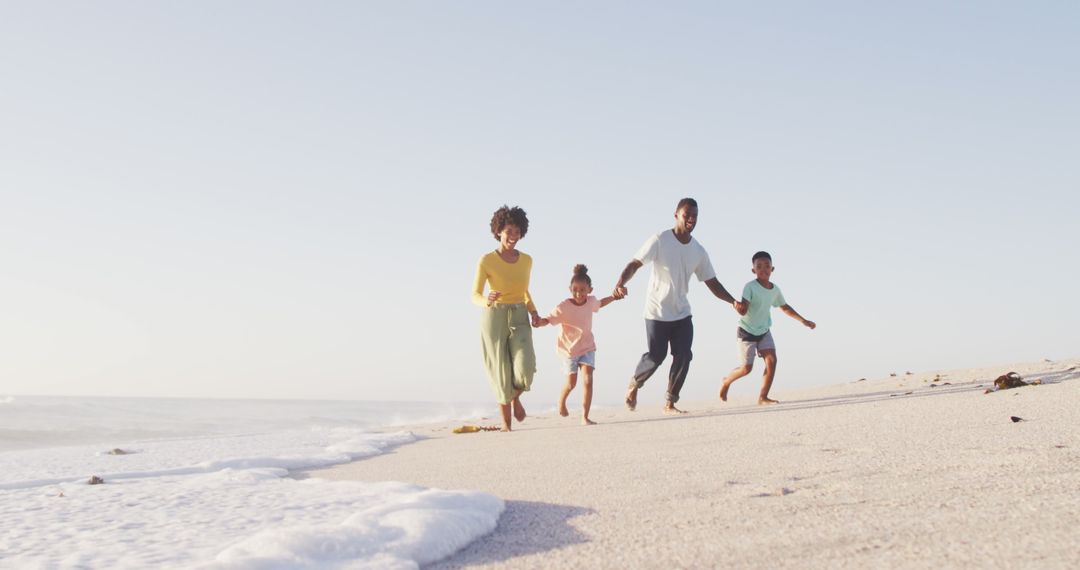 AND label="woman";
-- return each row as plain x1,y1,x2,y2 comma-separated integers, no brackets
471,205,541,431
